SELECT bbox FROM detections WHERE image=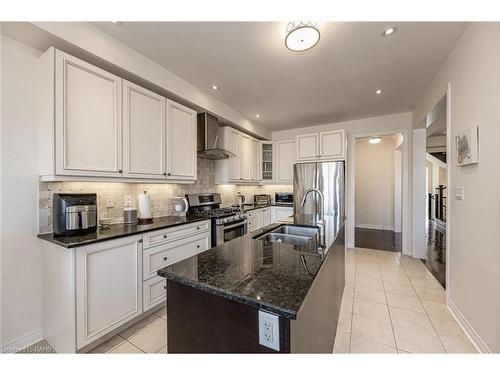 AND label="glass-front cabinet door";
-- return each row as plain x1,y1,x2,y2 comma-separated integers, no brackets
261,141,273,181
